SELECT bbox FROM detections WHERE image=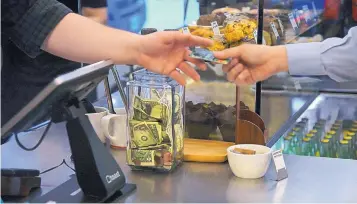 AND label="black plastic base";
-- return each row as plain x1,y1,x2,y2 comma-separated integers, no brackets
31,175,136,203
